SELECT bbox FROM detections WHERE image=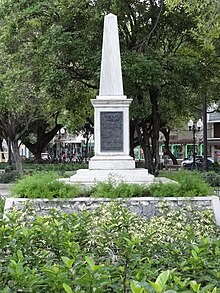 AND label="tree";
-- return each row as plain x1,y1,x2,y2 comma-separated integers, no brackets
21,113,62,161
118,0,220,173
0,0,219,174
0,0,95,170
